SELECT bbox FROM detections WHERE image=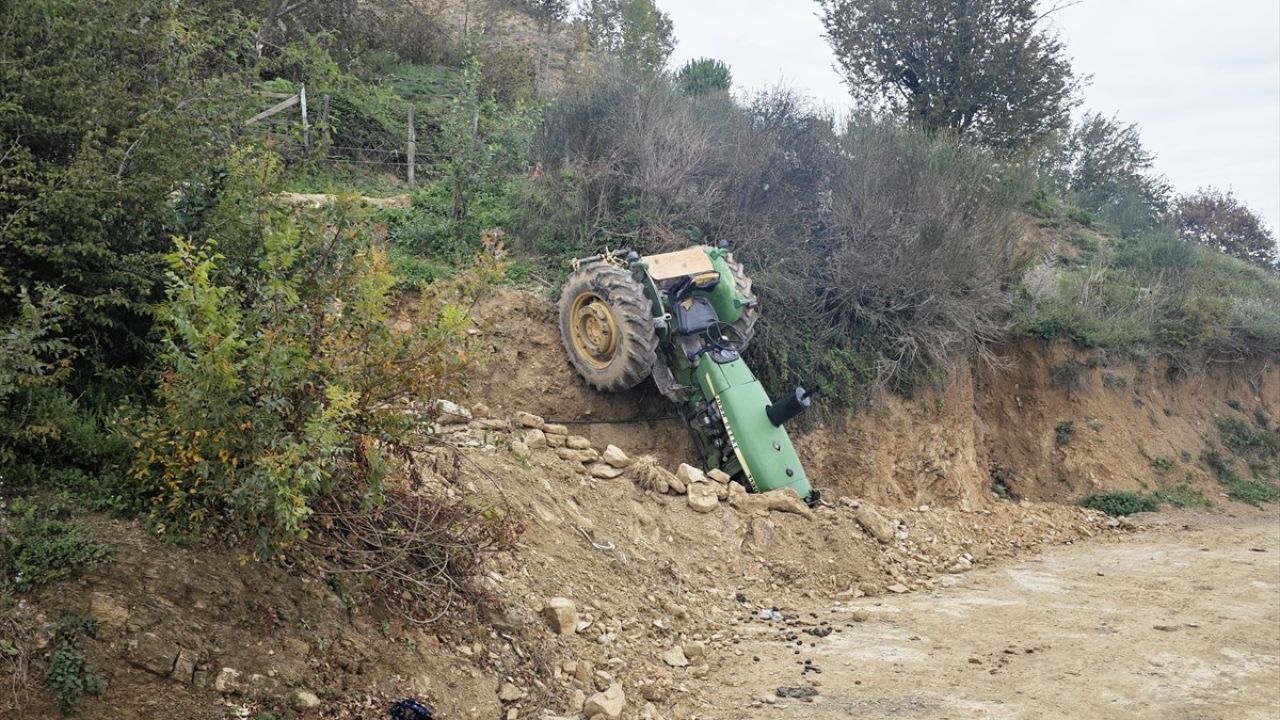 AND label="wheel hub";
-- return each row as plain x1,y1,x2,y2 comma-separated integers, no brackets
570,293,619,368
